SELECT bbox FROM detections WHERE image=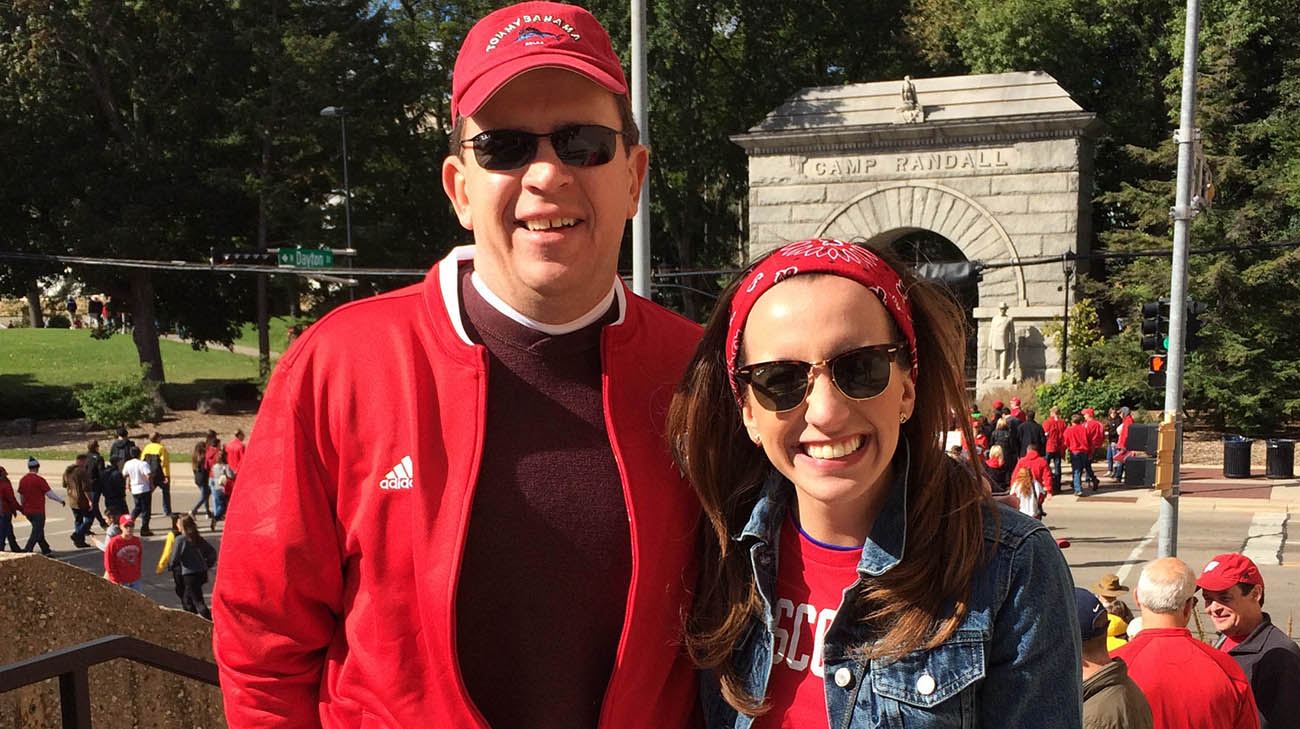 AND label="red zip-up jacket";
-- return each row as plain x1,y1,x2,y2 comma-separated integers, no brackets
1085,418,1105,452
213,247,703,729
1011,451,1054,494
1064,424,1092,454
